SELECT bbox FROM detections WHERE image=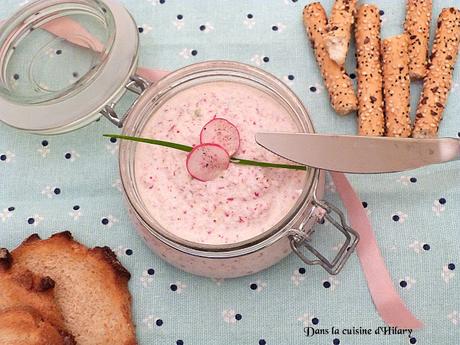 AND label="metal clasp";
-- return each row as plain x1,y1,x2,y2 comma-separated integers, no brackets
100,75,151,128
289,199,359,275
